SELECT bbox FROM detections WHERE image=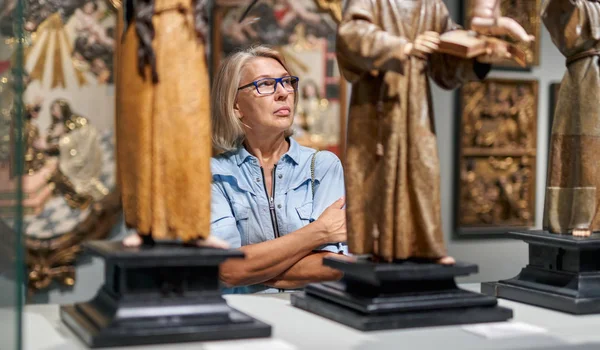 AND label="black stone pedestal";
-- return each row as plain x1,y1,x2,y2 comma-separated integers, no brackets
60,241,271,348
482,230,600,314
291,257,512,331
